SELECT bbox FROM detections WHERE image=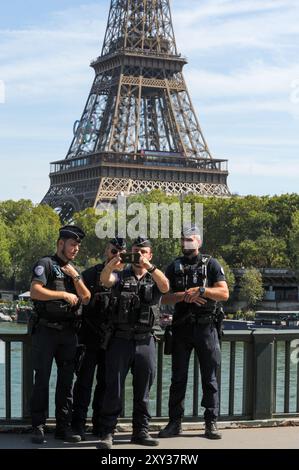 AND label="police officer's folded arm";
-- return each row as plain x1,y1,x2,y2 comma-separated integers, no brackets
30,281,78,305
161,290,186,305
60,263,91,305
203,281,229,302
71,277,91,305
